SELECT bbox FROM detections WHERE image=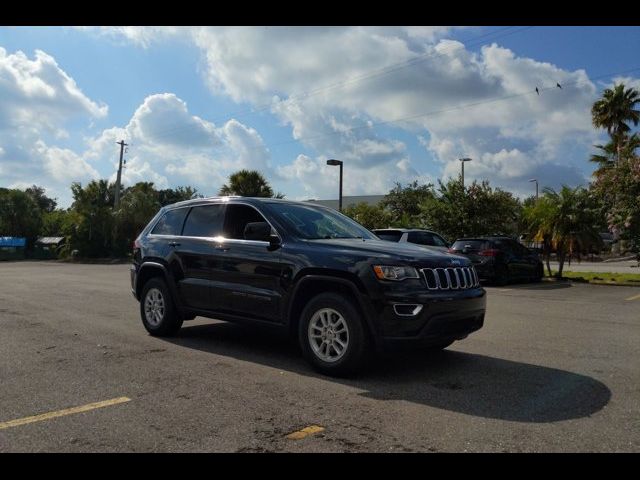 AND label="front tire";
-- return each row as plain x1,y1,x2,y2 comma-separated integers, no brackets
424,340,454,352
140,278,183,336
299,292,370,377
